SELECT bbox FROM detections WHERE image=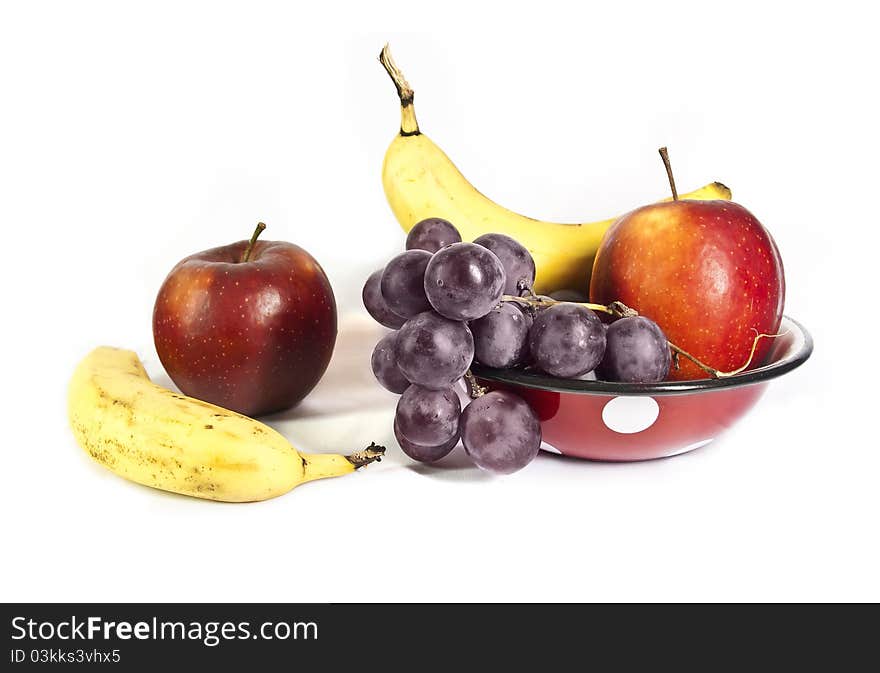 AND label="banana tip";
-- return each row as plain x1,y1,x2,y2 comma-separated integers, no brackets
347,442,386,469
713,181,732,199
